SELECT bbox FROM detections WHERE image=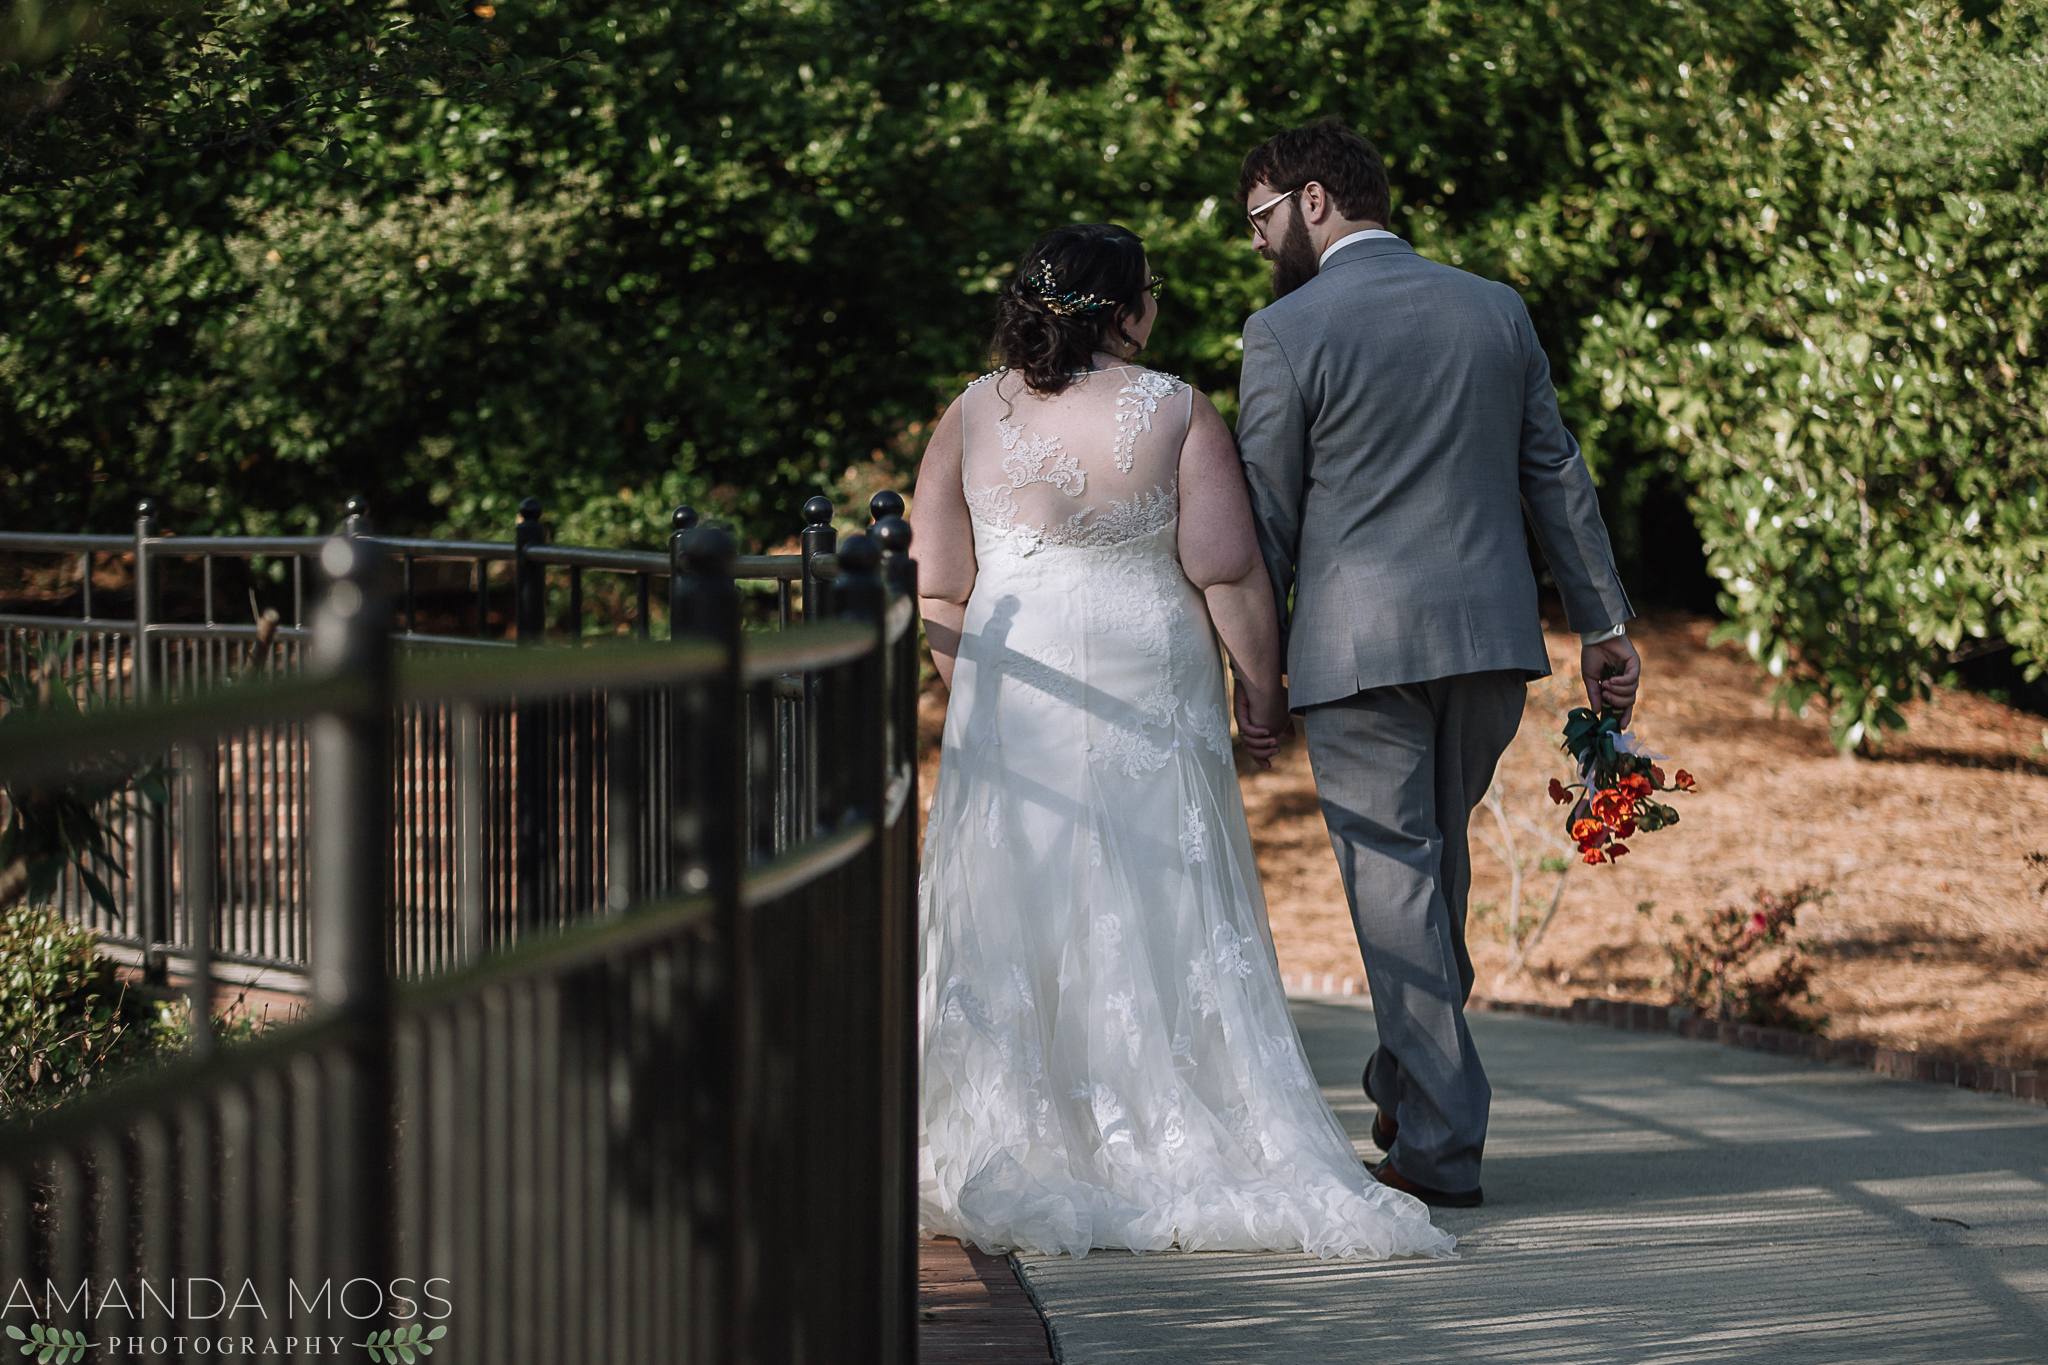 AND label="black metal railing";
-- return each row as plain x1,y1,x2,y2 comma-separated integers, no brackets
0,521,921,1364
0,491,899,986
